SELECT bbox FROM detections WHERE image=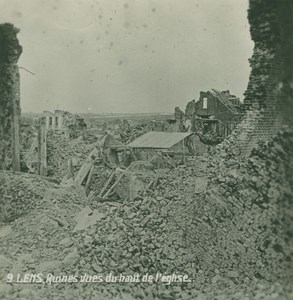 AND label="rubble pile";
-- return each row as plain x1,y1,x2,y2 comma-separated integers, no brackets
187,129,293,282
70,164,208,298
67,130,293,298
208,110,262,157
0,130,292,299
0,184,85,258
117,125,146,145
46,131,96,180
82,129,103,144
0,131,292,299
0,172,54,222
0,175,90,300
83,121,145,145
